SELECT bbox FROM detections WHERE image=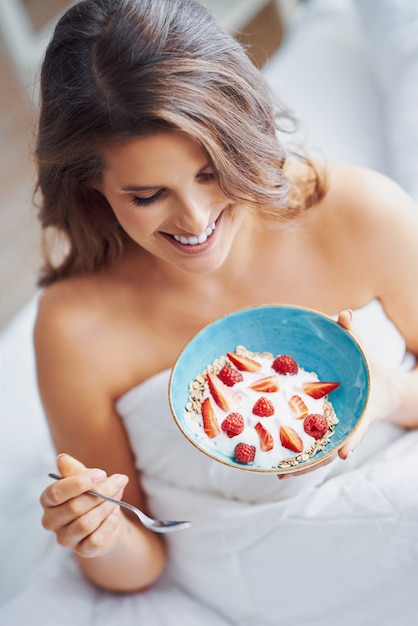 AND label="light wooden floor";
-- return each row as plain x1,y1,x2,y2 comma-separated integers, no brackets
0,0,283,330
